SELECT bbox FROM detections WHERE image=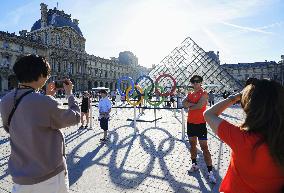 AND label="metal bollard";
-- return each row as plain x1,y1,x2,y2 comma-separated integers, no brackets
89,105,93,128
181,108,185,140
134,106,137,134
